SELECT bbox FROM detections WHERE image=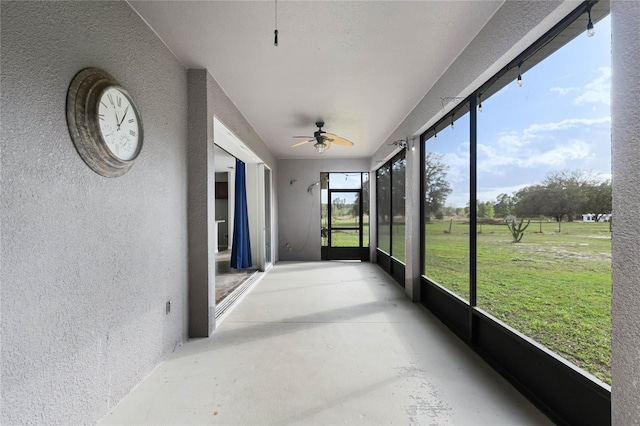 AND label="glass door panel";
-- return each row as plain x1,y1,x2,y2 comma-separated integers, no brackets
331,230,360,247
330,191,360,229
